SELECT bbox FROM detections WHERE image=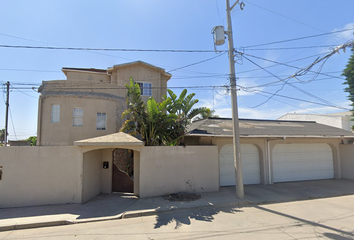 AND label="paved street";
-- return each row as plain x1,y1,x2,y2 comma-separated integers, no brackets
1,195,354,240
